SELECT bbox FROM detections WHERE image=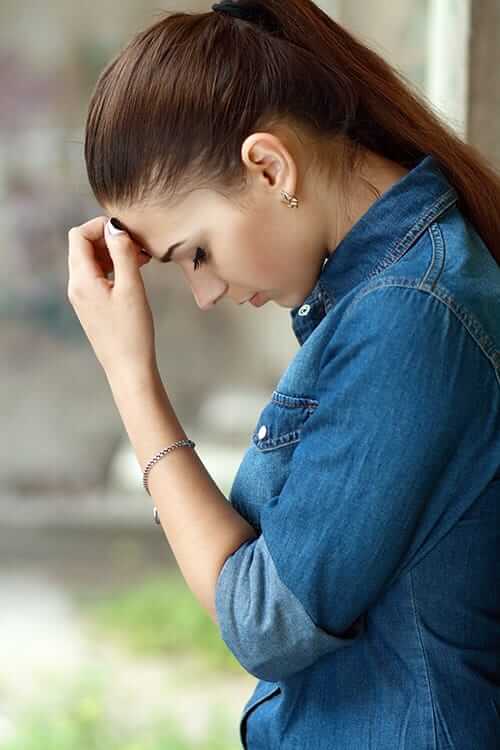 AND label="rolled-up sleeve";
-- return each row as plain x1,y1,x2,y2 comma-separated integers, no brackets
215,532,365,681
215,285,494,681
